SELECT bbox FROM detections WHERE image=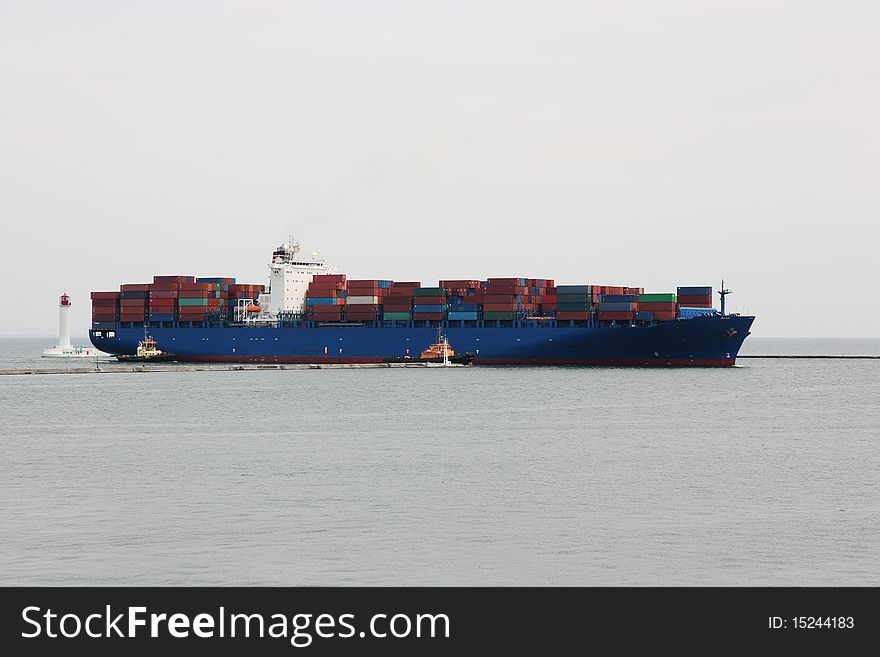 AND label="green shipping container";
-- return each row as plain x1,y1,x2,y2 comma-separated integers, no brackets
383,312,412,320
639,293,676,303
483,311,516,320
413,287,445,296
556,301,591,311
178,298,209,306
556,294,590,303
